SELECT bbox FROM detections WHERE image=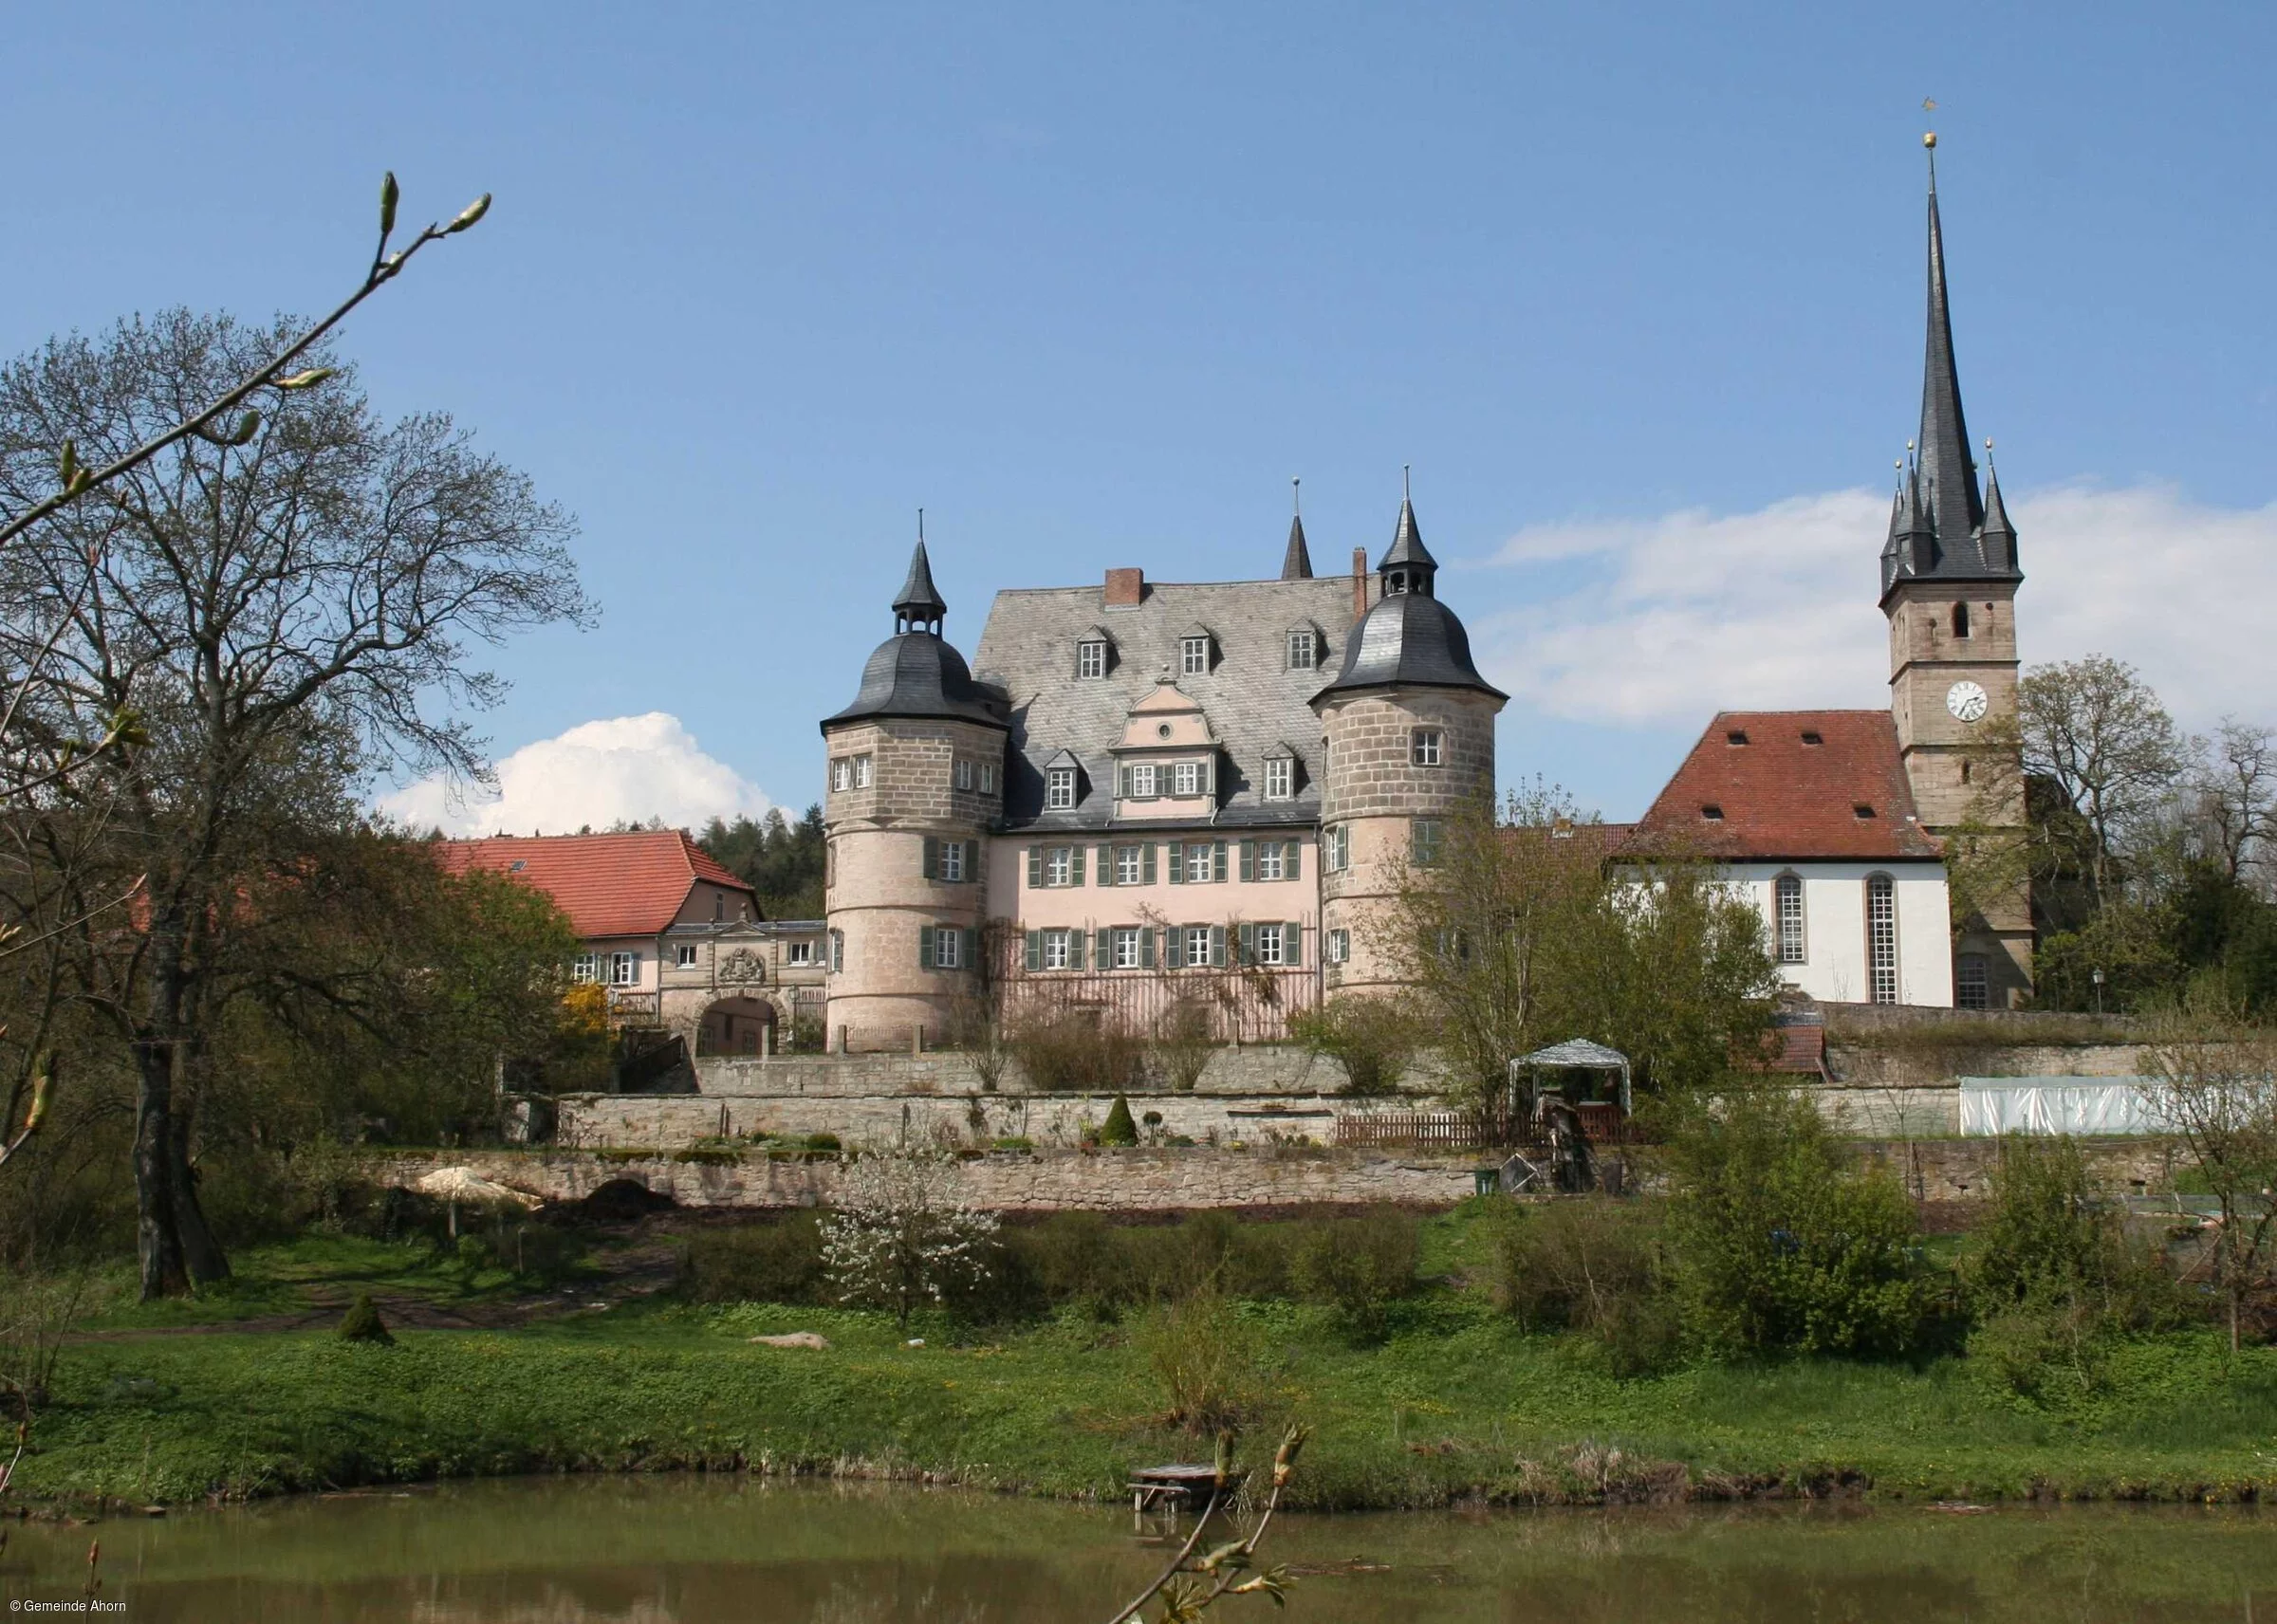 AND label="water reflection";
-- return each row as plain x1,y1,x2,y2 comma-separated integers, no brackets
2,1477,2272,1622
